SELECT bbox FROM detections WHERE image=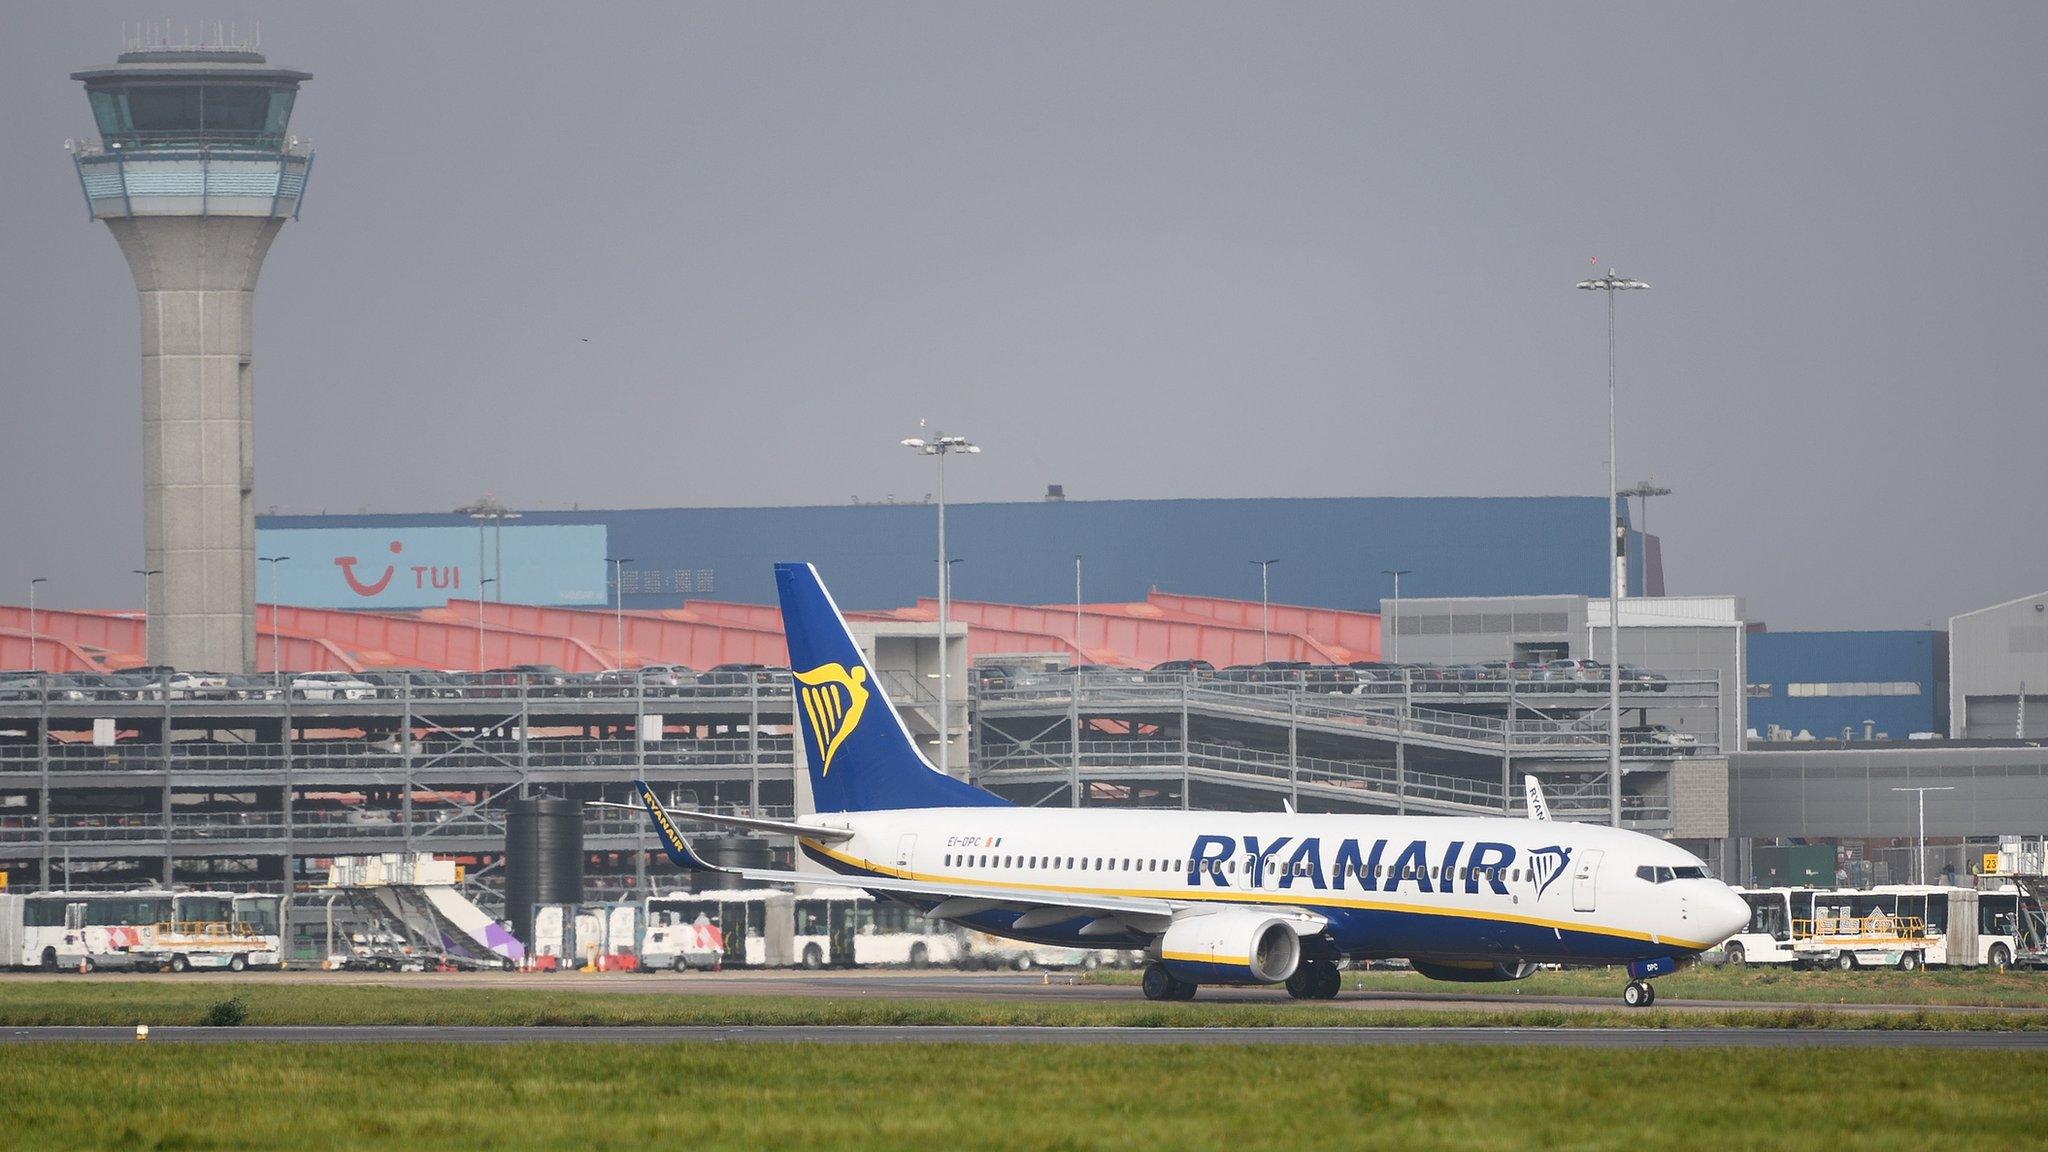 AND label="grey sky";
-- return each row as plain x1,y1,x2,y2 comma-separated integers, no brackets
3,2,2043,629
